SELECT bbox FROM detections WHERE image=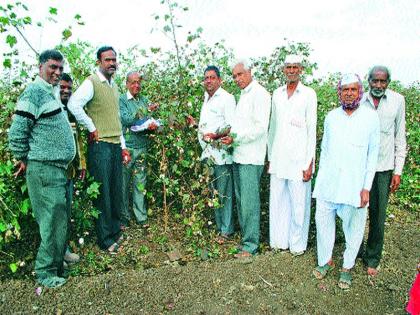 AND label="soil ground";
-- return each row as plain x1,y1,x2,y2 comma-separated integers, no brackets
0,208,418,314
